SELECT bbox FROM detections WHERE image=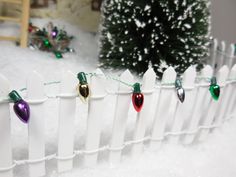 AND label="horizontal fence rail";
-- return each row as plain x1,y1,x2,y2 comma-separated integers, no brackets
0,40,236,177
